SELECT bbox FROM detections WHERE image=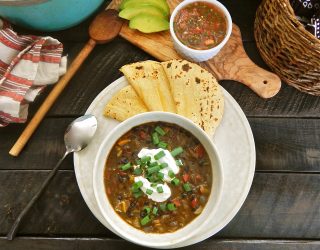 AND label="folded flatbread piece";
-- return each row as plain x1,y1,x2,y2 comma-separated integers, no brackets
104,85,148,121
161,60,224,135
120,60,176,113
